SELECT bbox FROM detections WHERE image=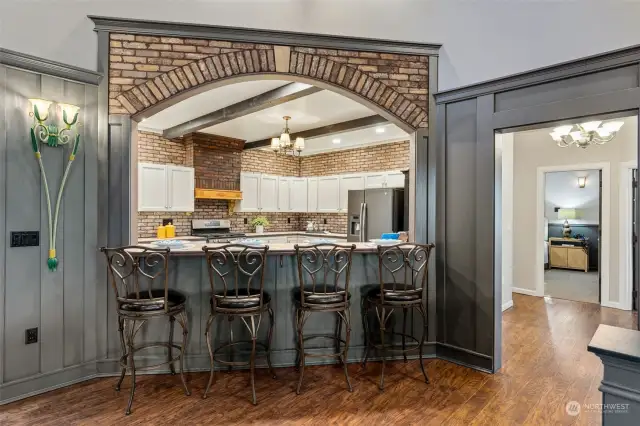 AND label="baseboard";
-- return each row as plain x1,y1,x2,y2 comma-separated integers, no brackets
512,287,539,296
601,300,625,310
436,343,493,372
0,362,97,405
502,300,514,311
